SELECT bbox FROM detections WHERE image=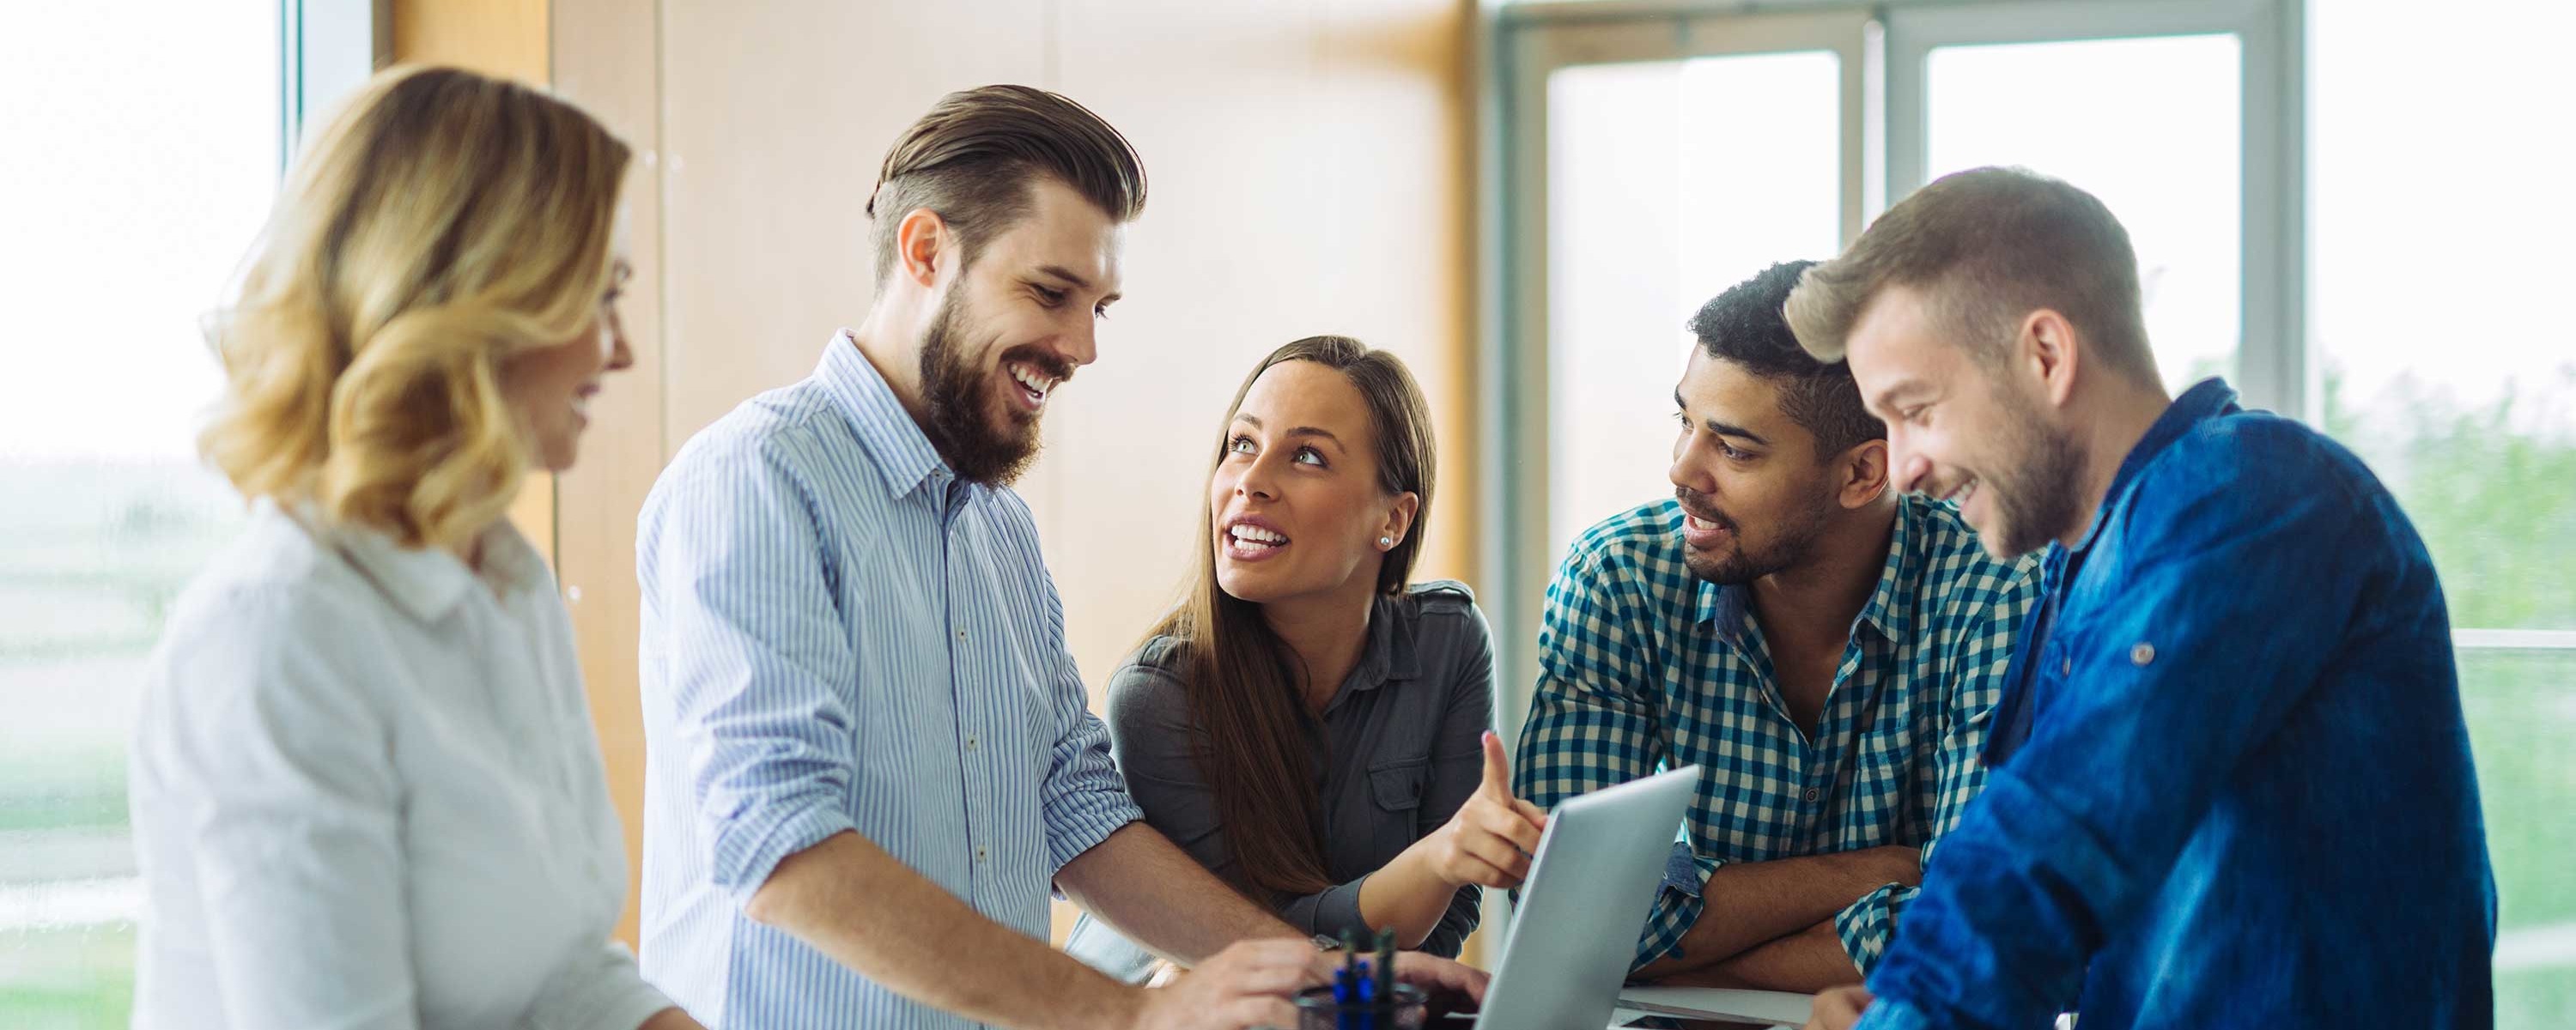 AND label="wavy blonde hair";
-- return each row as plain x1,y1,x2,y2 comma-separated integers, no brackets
202,65,631,552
